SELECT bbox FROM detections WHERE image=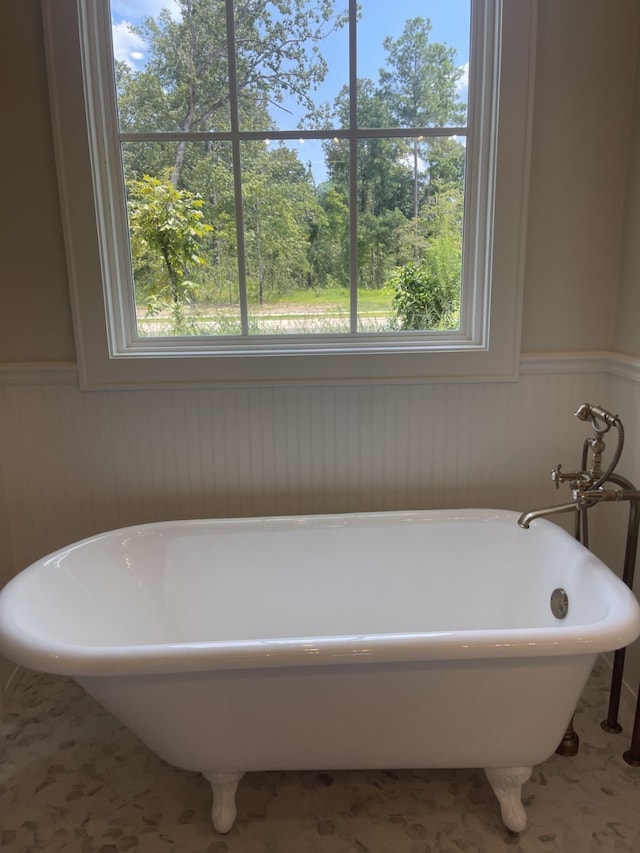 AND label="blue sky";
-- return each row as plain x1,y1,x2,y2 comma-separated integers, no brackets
357,0,469,84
